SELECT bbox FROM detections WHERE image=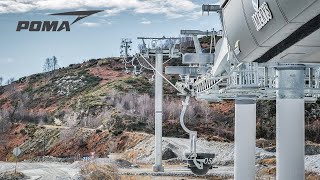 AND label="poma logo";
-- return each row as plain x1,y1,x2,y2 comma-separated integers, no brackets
16,10,103,32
